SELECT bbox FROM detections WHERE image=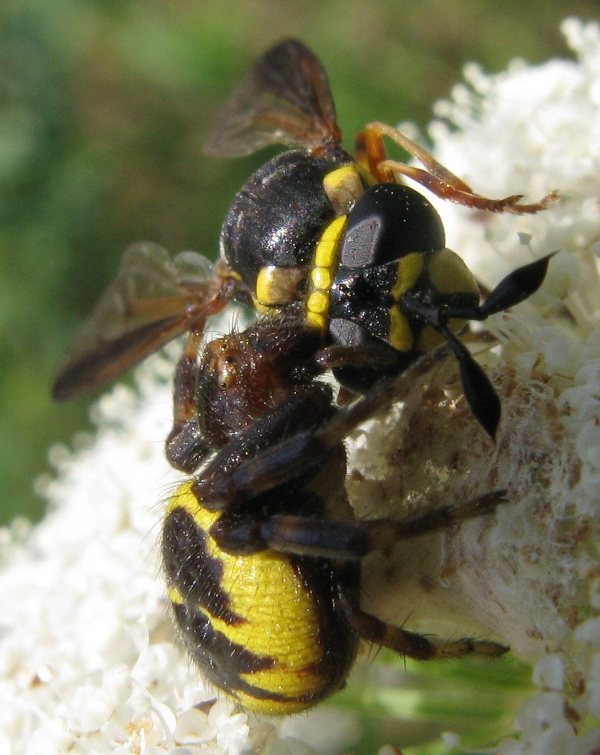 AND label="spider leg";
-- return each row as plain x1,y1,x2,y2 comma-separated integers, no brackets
166,327,212,473
193,347,448,505
251,490,507,559
208,487,509,660
335,576,508,660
